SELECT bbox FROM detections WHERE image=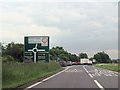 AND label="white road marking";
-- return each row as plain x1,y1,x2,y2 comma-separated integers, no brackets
114,74,118,76
88,68,118,77
109,74,112,76
83,66,93,78
26,81,42,89
94,80,105,90
42,67,71,82
25,66,71,89
89,74,93,78
83,66,105,90
65,68,82,72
